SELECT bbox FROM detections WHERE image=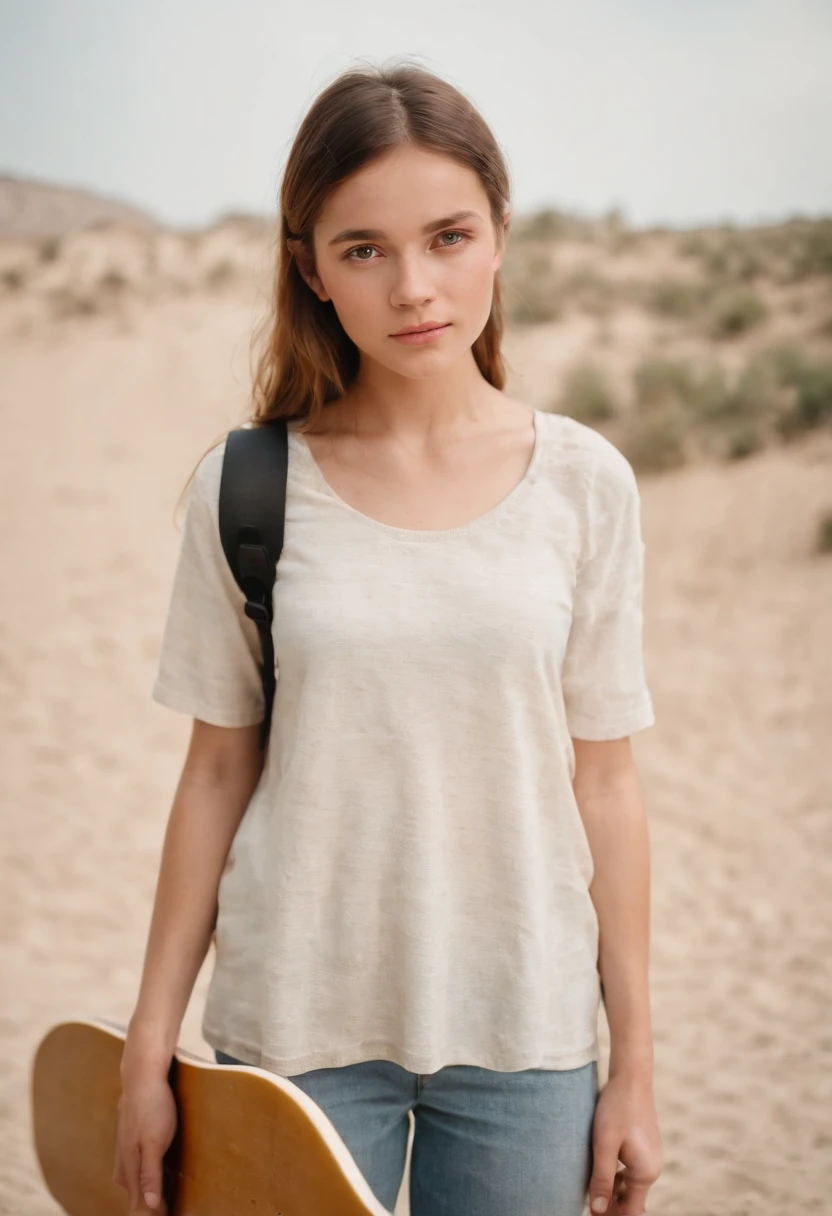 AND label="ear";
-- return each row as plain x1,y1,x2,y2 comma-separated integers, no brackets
493,210,511,271
286,238,330,302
